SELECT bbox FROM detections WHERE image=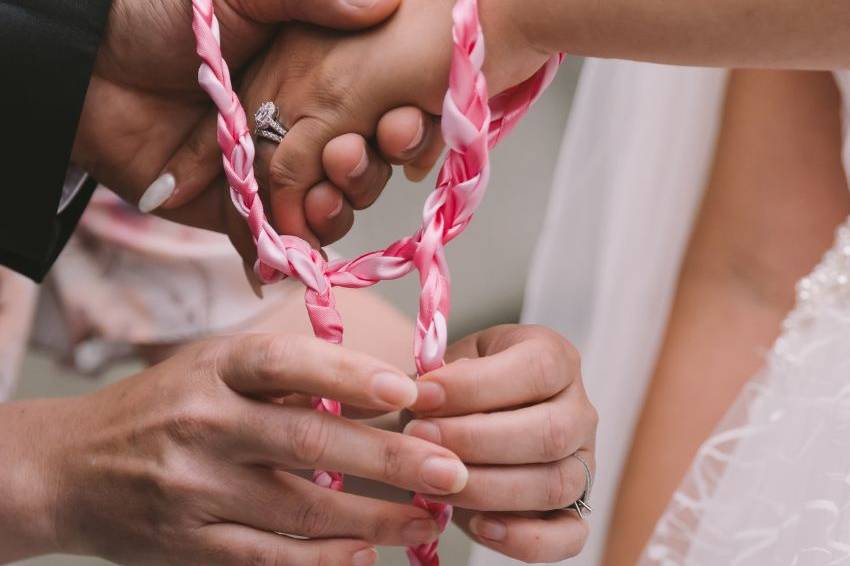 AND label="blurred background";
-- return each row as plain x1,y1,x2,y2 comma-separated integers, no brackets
10,59,582,566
